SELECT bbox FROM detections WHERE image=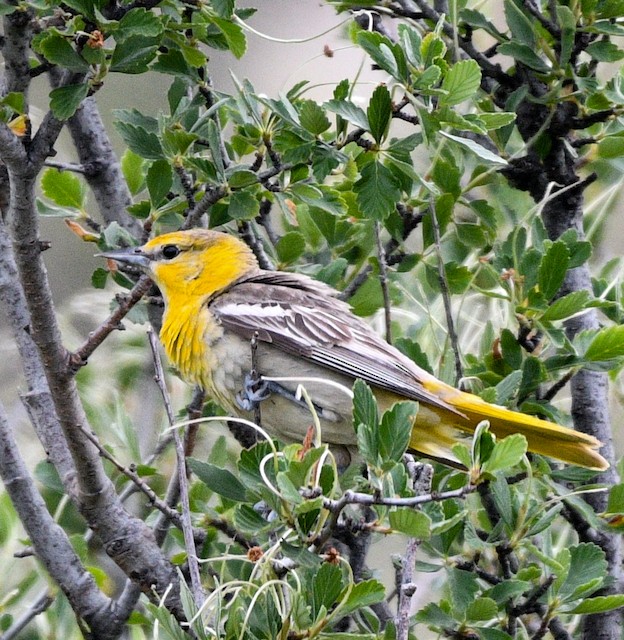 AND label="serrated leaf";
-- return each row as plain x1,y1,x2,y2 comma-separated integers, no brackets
110,36,158,73
338,579,386,617
379,401,417,464
275,231,306,264
121,150,146,195
538,241,570,300
558,543,607,601
299,100,331,136
187,458,248,502
606,483,624,514
389,508,431,539
505,0,536,47
541,290,591,322
212,0,235,16
37,33,89,72
49,83,89,120
440,59,481,106
311,563,343,618
367,84,392,144
566,594,624,614
354,159,401,220
586,41,624,61
114,122,163,160
466,597,498,621
227,190,259,220
440,131,508,165
478,112,516,130
41,168,85,209
482,434,528,475
146,159,172,207
497,42,550,72
212,16,246,58
353,380,379,432
449,568,480,613
115,8,163,41
324,99,369,130
584,325,624,361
